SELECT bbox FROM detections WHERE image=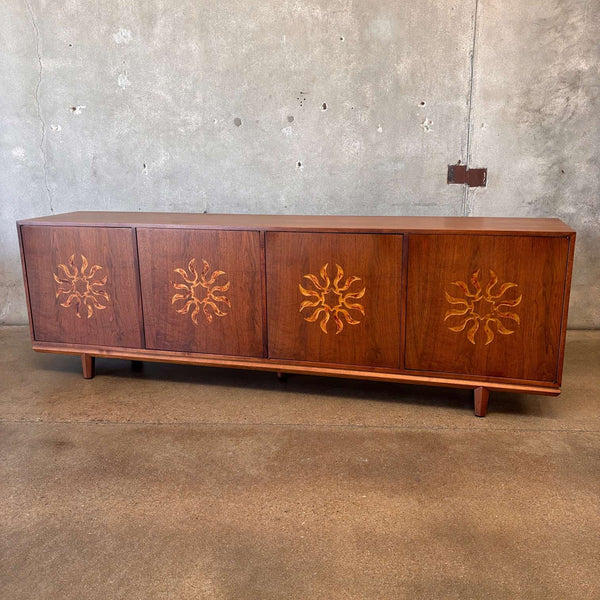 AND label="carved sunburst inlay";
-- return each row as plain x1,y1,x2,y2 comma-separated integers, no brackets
444,269,522,345
299,263,366,334
53,254,110,319
171,258,231,324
